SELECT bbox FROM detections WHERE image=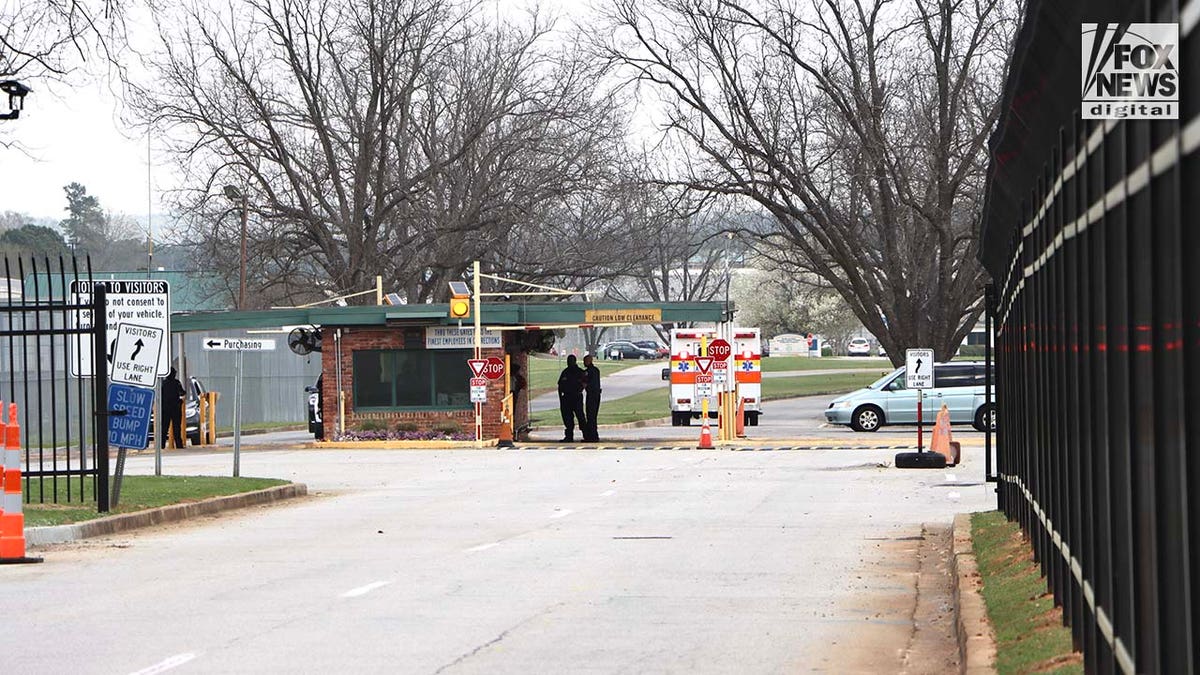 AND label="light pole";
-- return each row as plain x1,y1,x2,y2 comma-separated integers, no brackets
223,185,248,310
